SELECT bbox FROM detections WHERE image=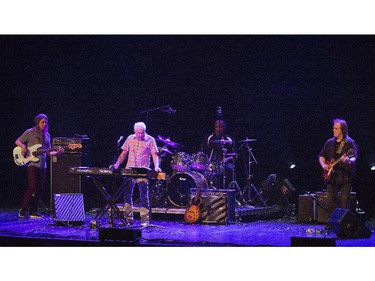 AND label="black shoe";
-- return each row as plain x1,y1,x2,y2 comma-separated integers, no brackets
29,212,44,218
